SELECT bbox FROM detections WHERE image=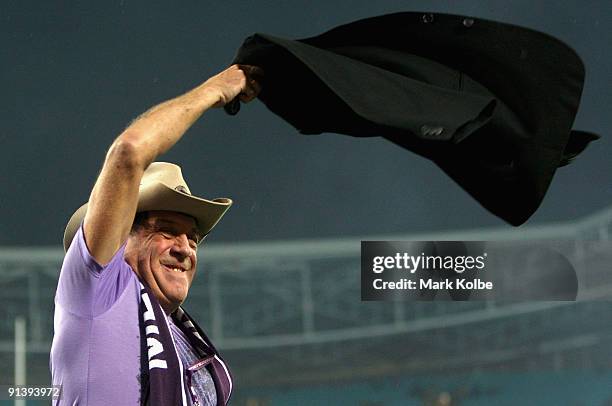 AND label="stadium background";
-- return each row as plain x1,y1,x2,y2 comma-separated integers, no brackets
2,208,612,404
1,1,611,405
